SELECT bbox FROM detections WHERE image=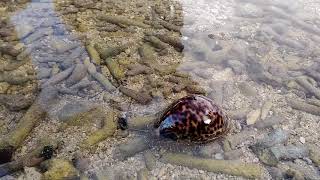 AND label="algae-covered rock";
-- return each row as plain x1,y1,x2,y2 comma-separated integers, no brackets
80,109,118,148
42,159,79,180
161,153,264,179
